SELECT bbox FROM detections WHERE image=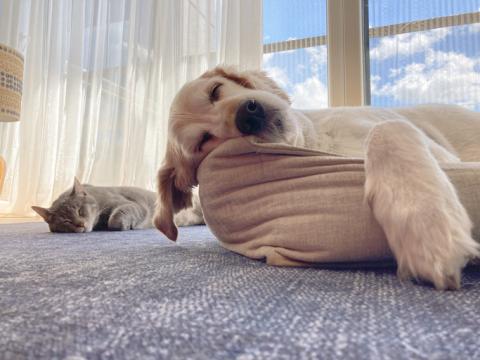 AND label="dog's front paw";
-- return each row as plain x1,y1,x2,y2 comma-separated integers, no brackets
370,180,479,290
365,121,479,290
384,197,479,290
